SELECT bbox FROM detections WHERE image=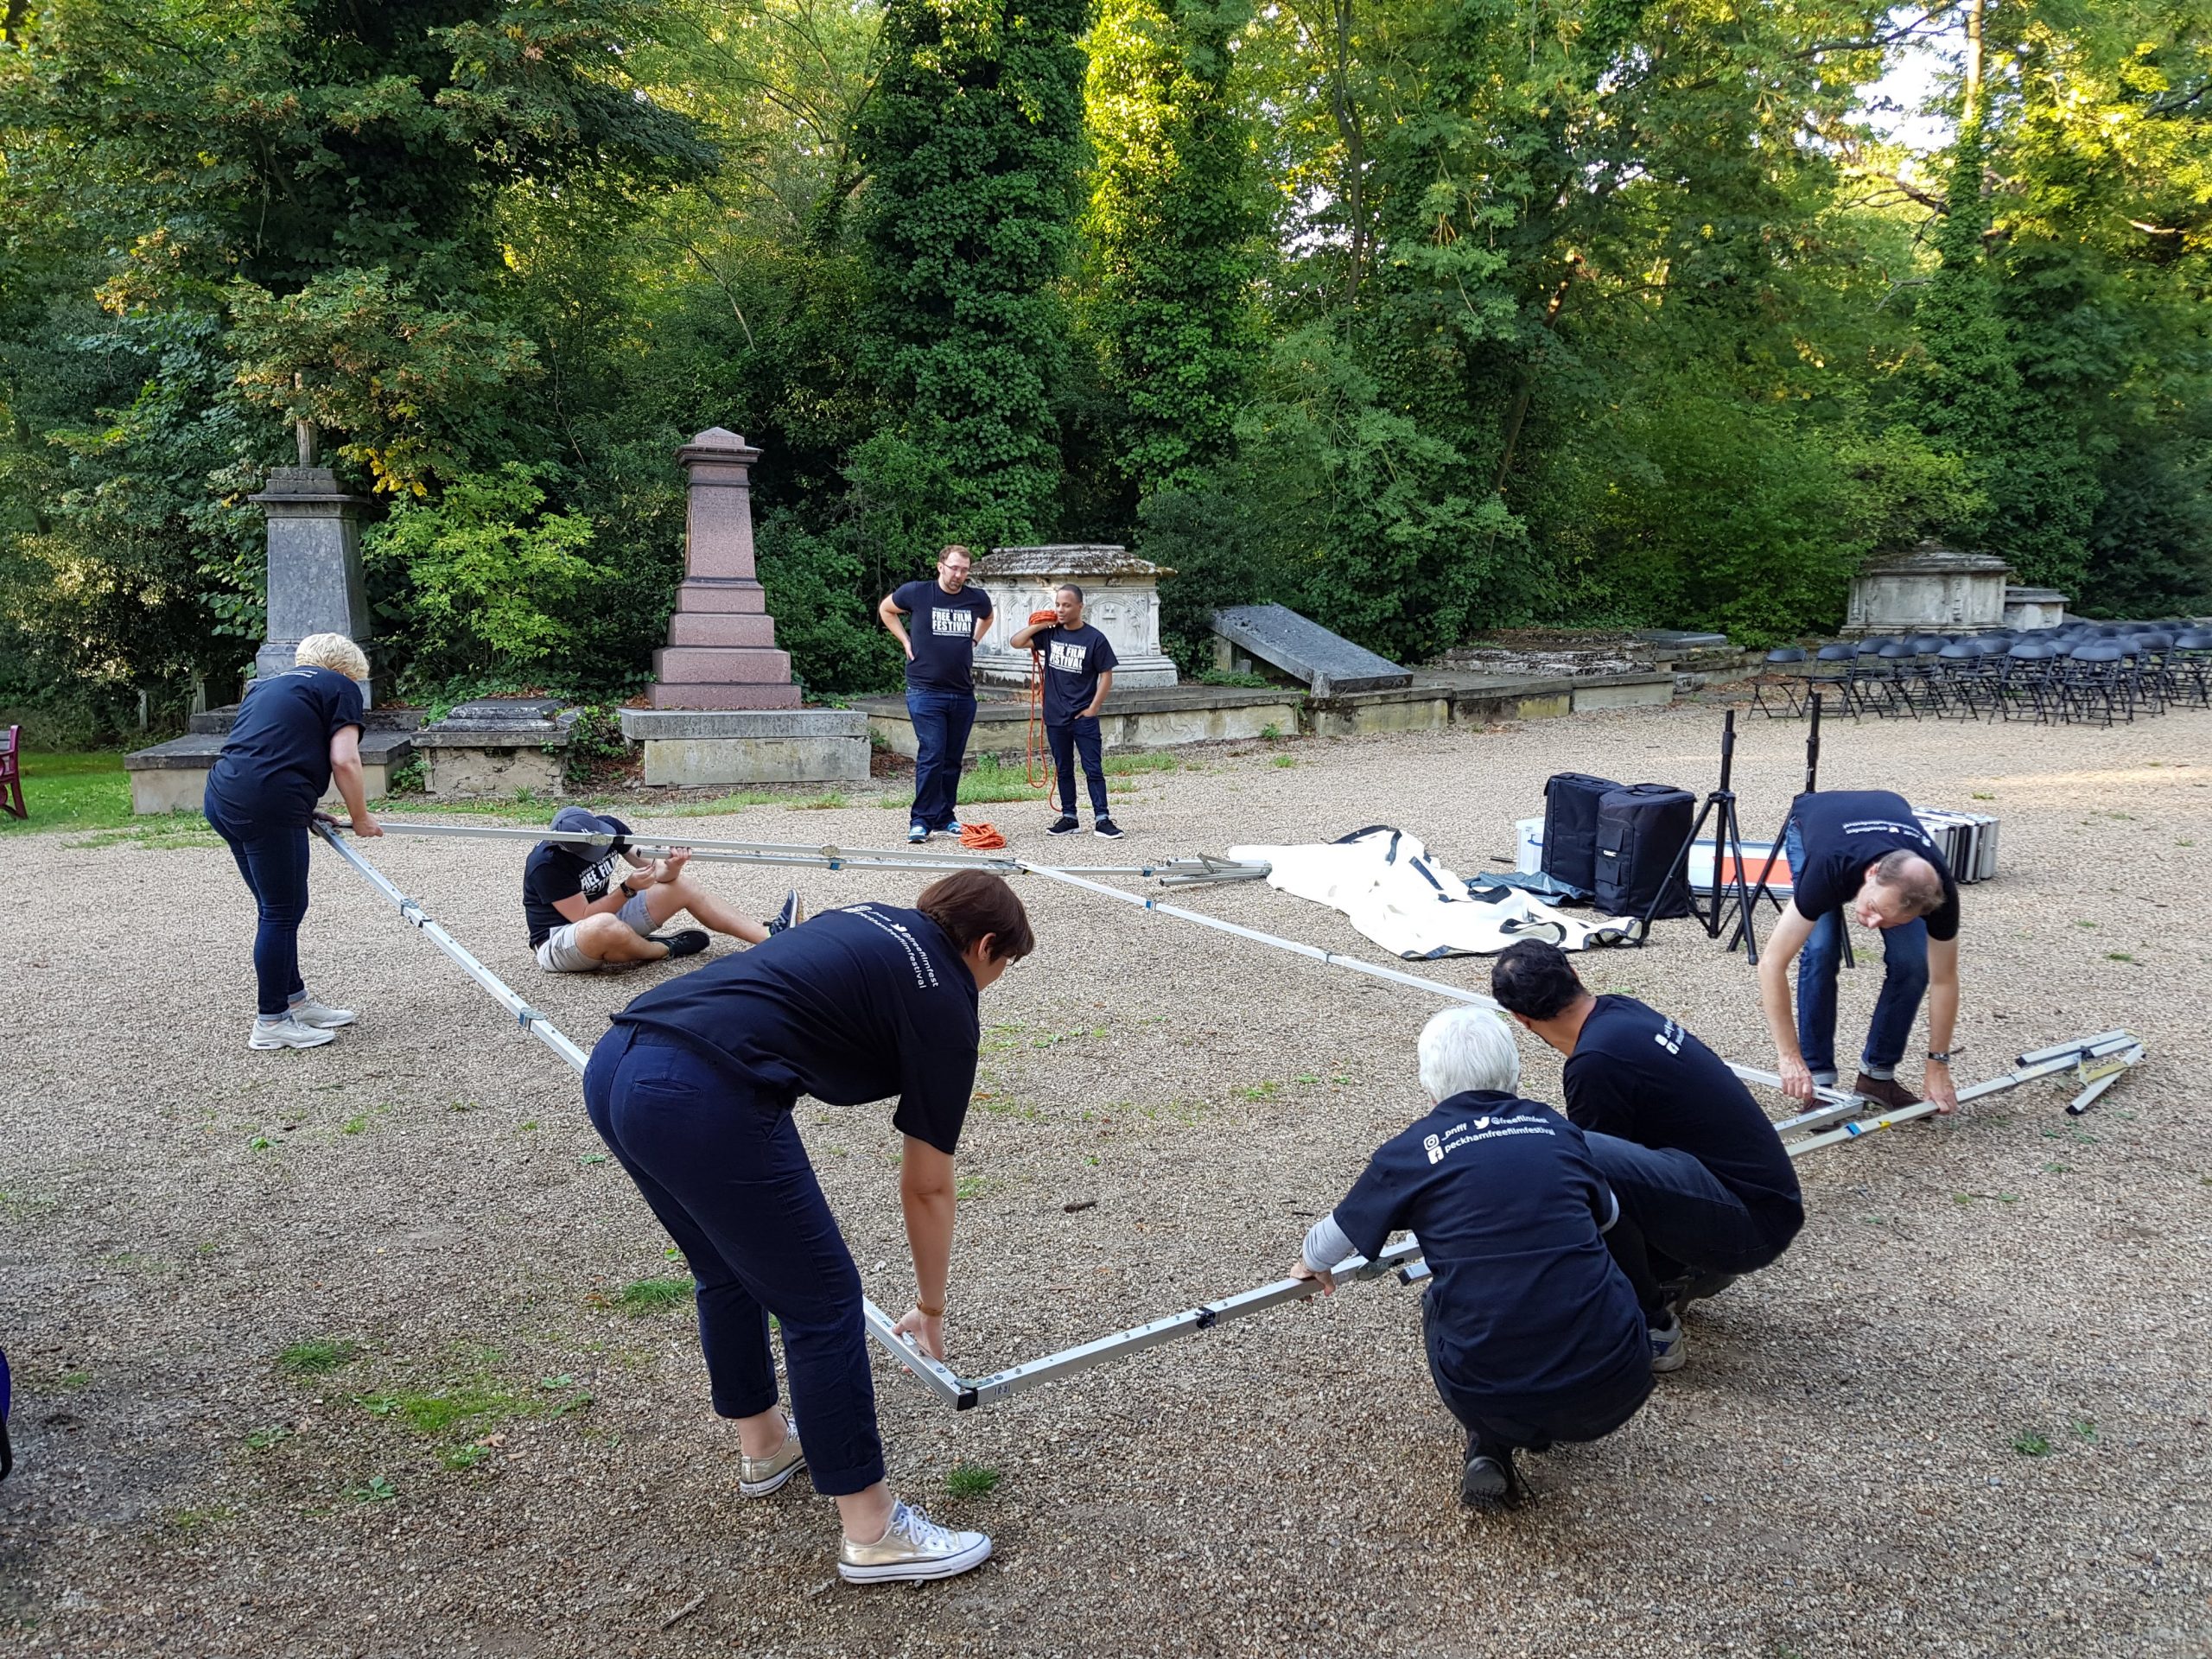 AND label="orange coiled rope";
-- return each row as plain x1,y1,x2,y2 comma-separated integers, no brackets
1024,608,1058,793
958,821,1008,850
